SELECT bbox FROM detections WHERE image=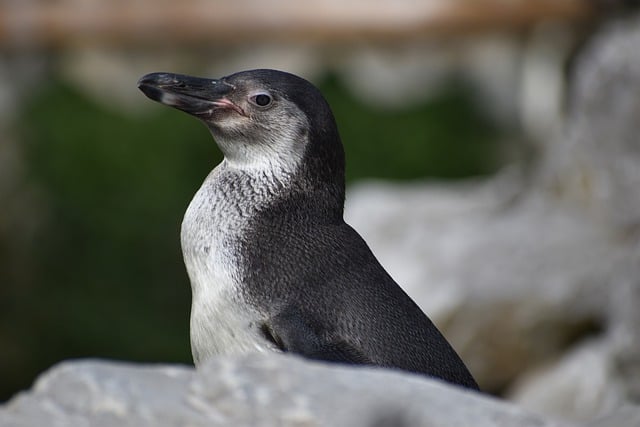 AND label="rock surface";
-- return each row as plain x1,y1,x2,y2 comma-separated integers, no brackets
344,14,640,419
0,354,572,427
345,177,625,394
509,338,626,421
